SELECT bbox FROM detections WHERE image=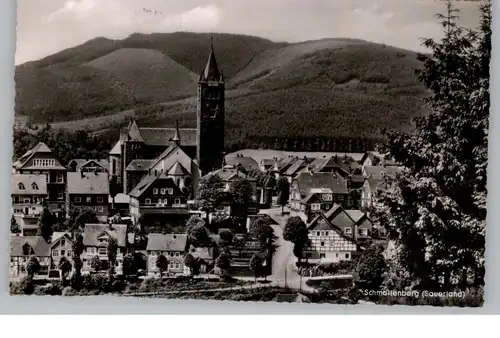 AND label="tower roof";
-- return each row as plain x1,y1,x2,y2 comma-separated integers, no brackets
201,37,222,82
